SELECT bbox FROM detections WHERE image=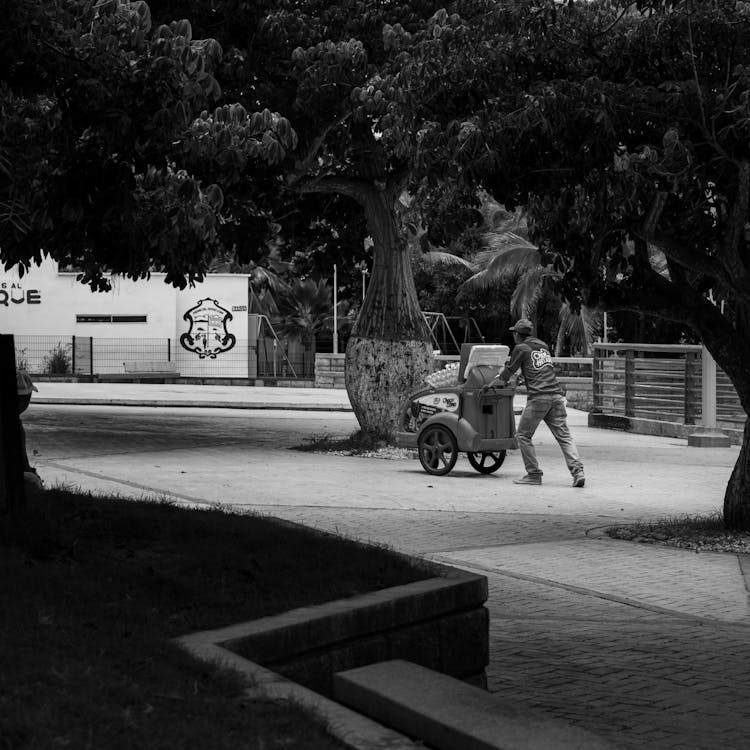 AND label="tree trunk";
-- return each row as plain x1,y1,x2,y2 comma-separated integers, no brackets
346,188,432,437
696,310,750,530
724,419,750,529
